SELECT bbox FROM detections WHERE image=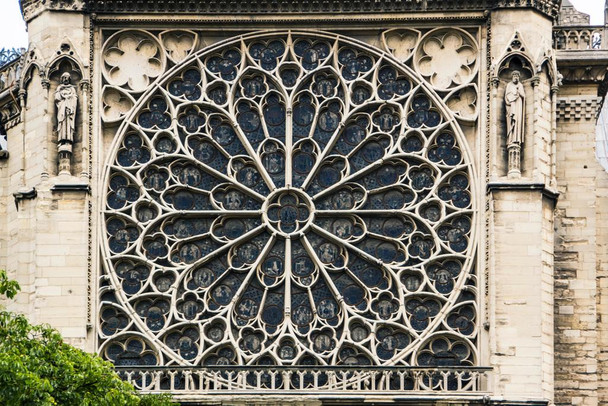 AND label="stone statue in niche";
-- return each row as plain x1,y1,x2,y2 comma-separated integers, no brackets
55,72,77,143
55,72,78,175
504,70,525,178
